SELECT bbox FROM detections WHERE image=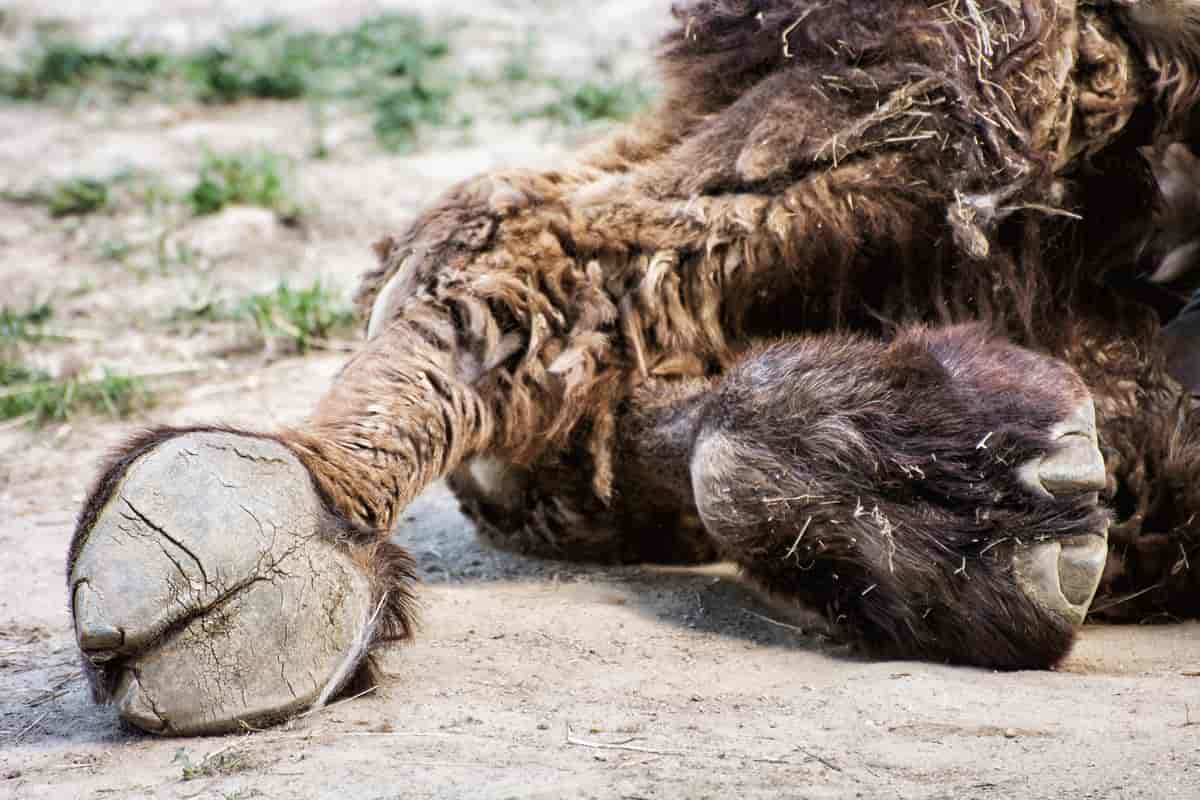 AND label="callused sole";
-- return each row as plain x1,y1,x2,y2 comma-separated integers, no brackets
70,432,375,735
